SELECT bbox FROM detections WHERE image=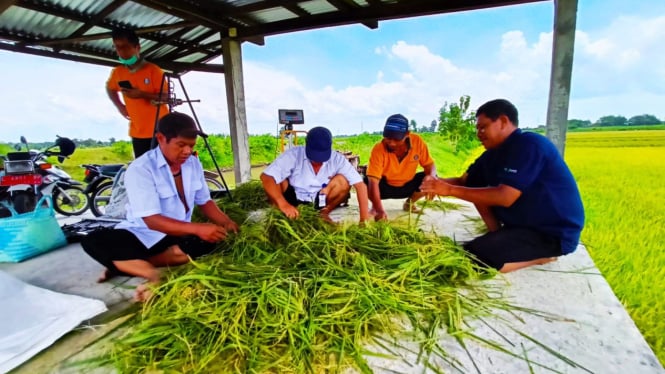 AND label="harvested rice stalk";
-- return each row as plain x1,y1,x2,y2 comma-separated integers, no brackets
105,206,568,373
